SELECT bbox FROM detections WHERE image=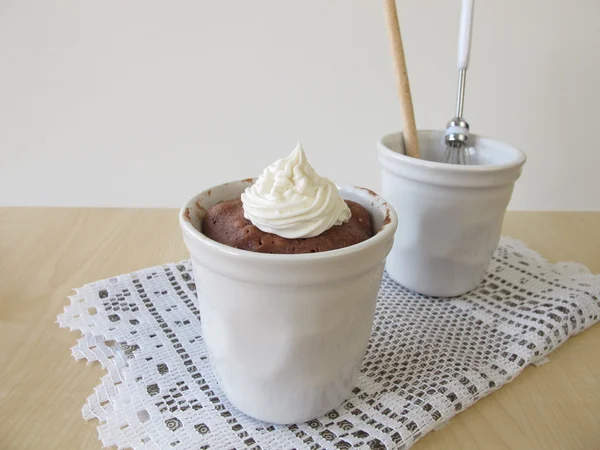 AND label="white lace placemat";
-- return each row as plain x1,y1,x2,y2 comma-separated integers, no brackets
57,238,600,450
